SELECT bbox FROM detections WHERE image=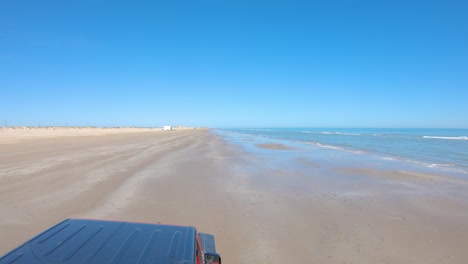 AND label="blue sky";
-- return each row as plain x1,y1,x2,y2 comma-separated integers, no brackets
1,0,467,128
